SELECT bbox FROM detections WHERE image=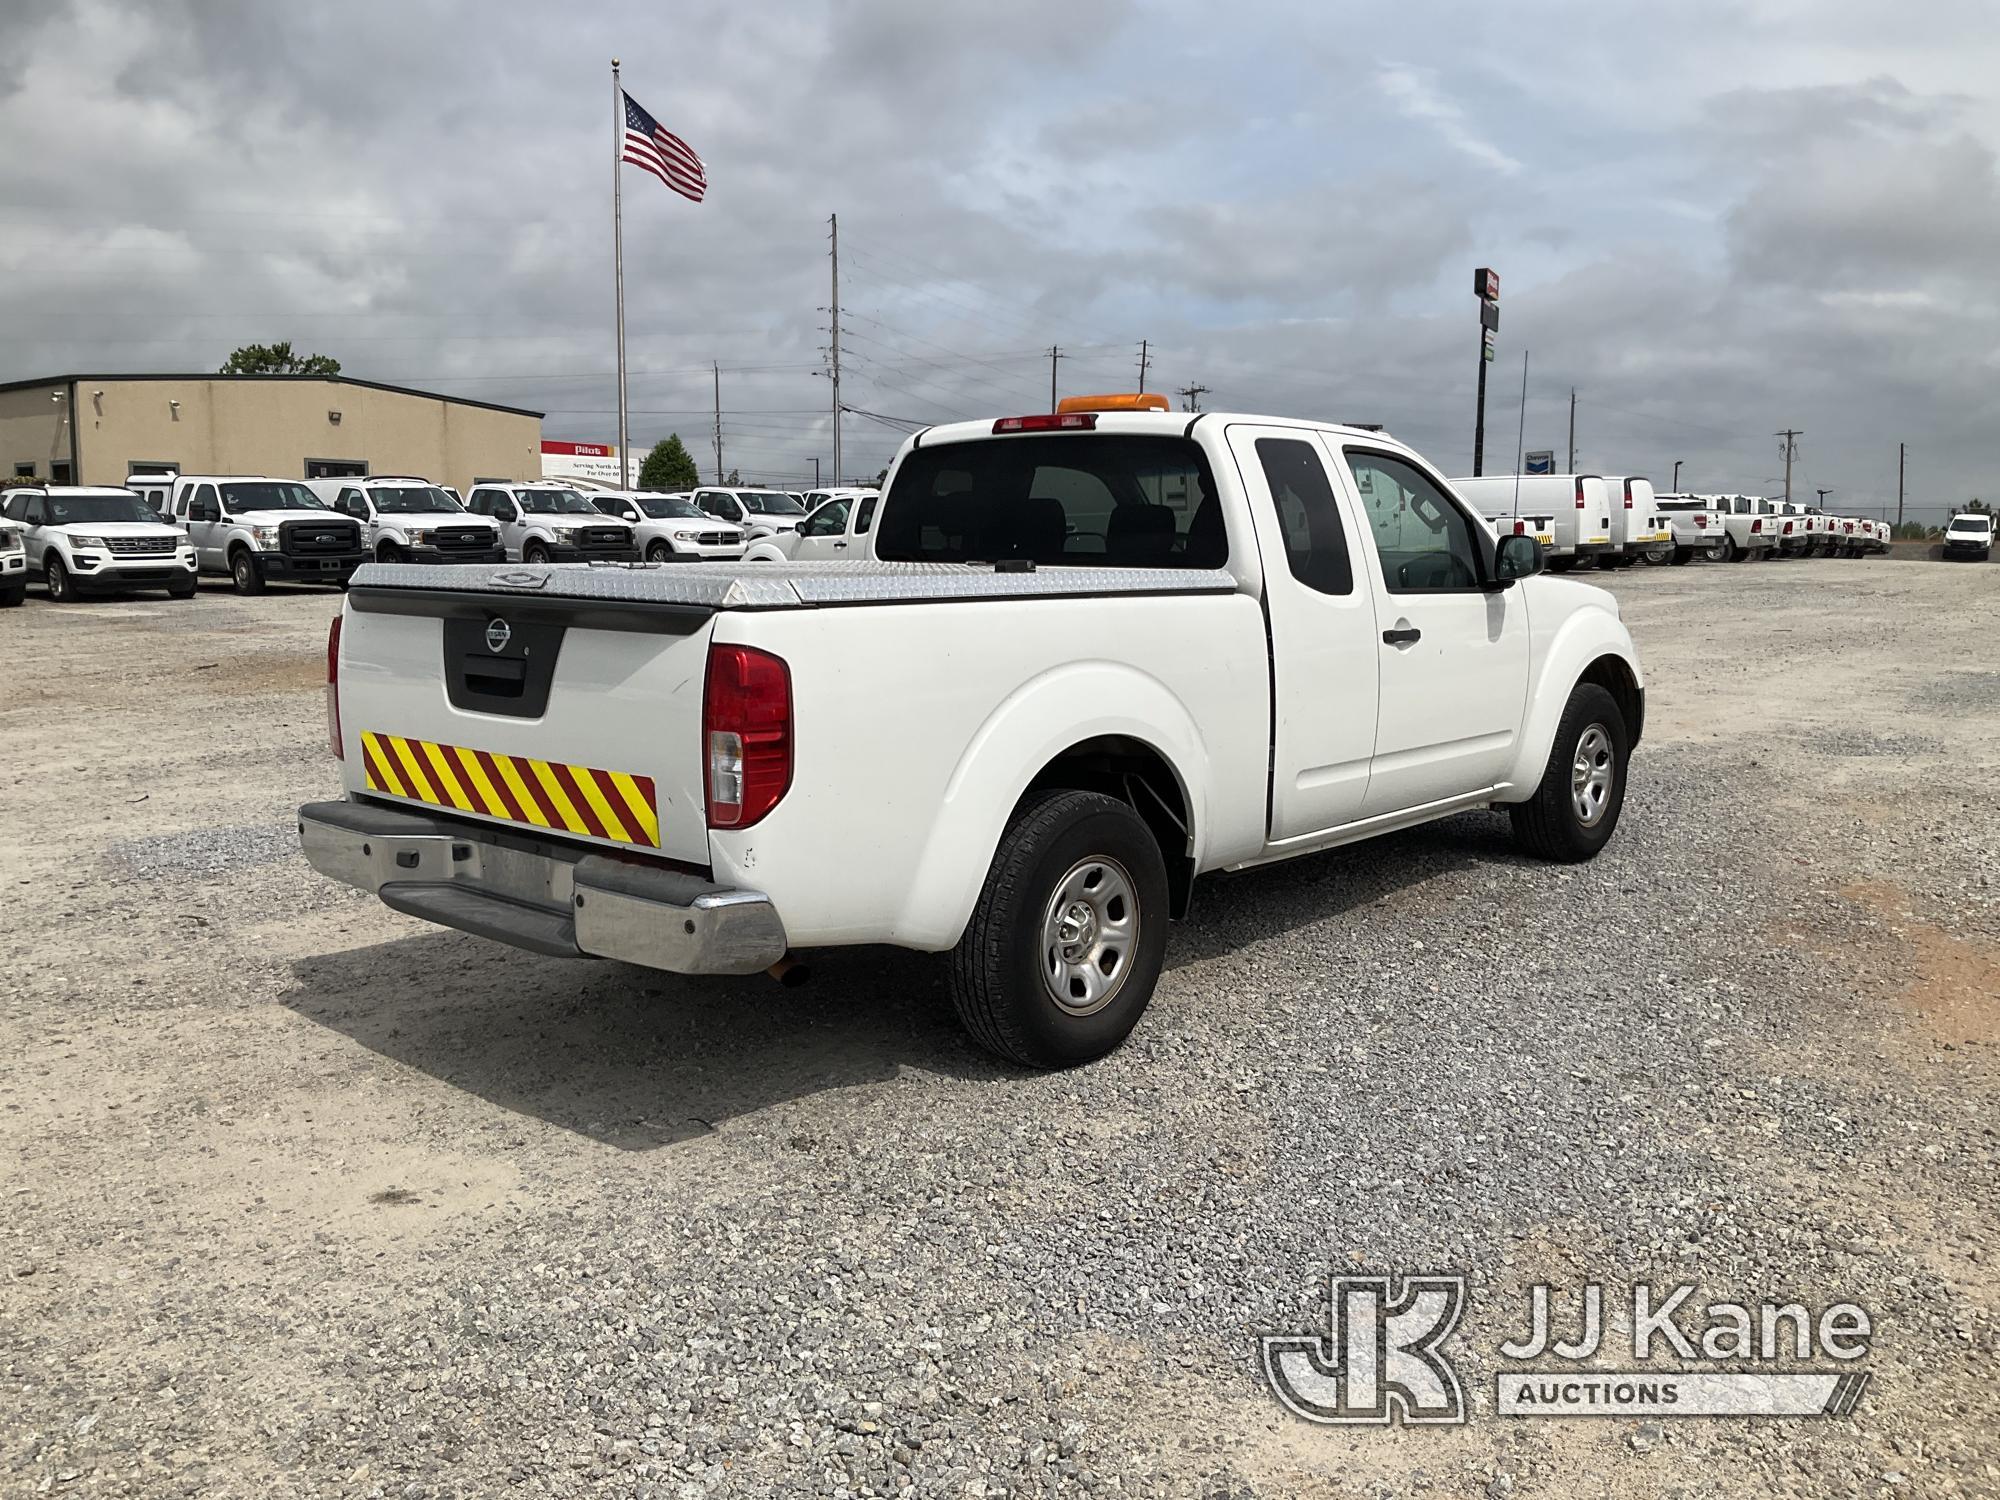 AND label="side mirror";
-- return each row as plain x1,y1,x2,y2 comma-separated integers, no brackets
1493,532,1543,583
